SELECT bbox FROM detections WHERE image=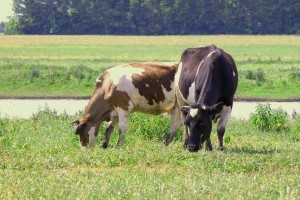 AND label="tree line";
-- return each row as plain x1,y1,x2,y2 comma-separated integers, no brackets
4,0,300,35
